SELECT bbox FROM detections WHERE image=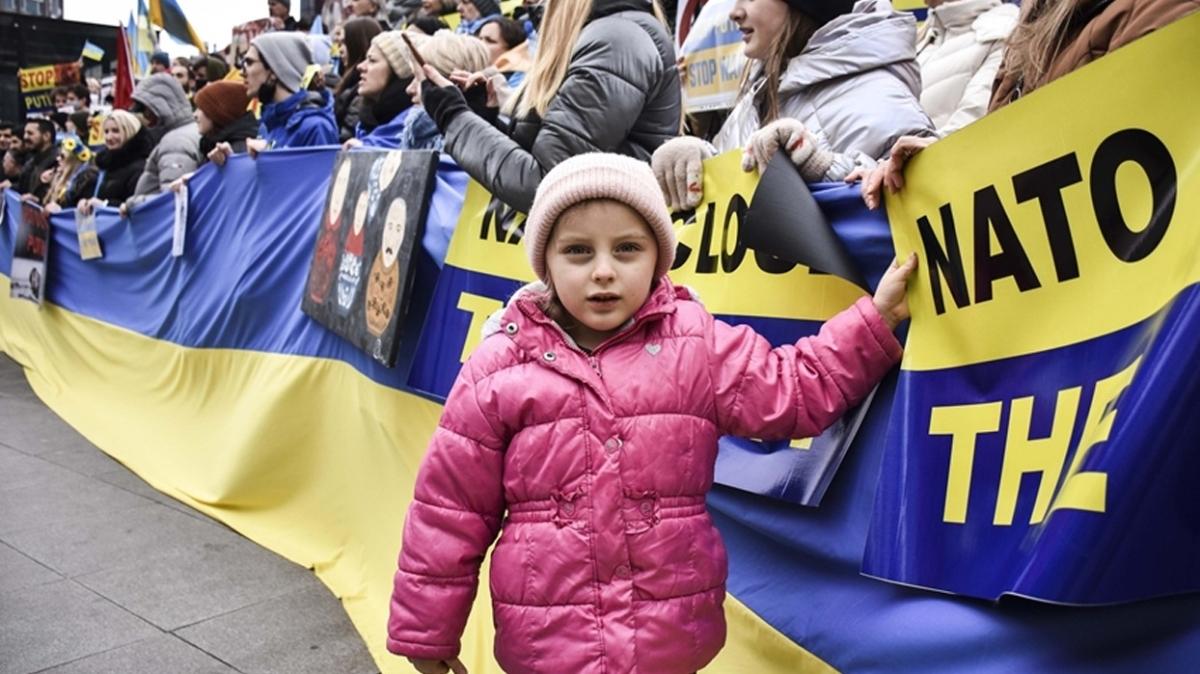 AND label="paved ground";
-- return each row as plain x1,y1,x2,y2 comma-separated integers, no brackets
0,355,379,674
